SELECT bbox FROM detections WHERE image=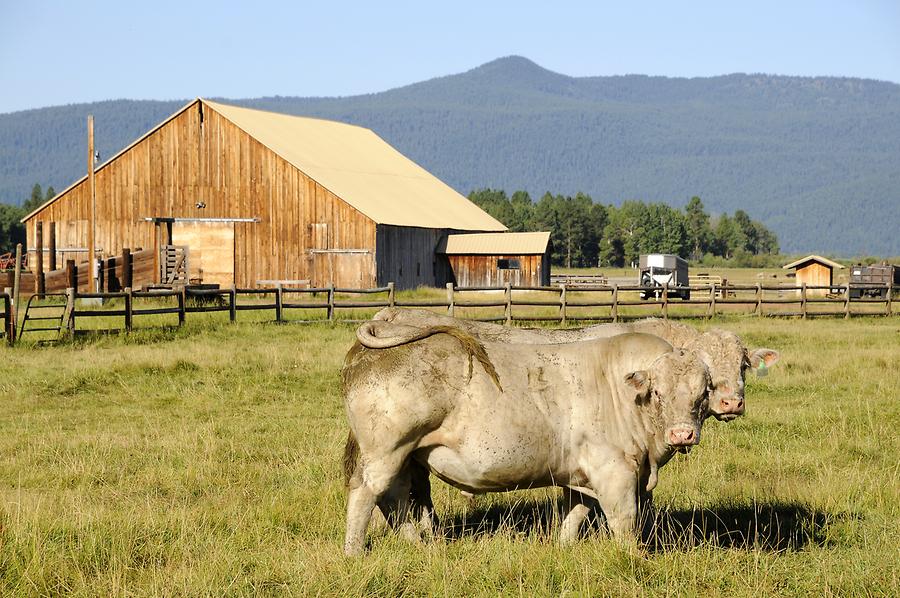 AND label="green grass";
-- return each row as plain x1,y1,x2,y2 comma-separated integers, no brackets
0,317,898,595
